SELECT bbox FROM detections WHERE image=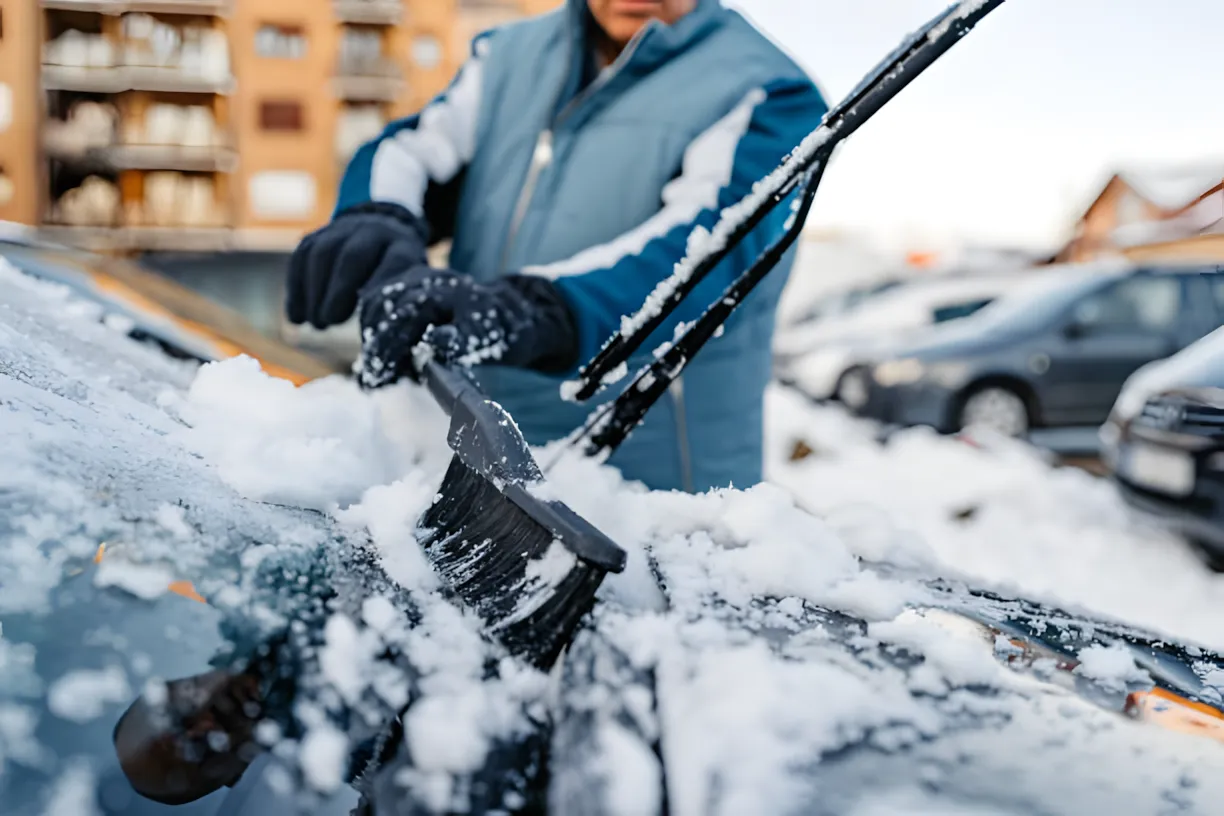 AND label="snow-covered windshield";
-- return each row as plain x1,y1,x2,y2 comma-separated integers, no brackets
9,256,1224,815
